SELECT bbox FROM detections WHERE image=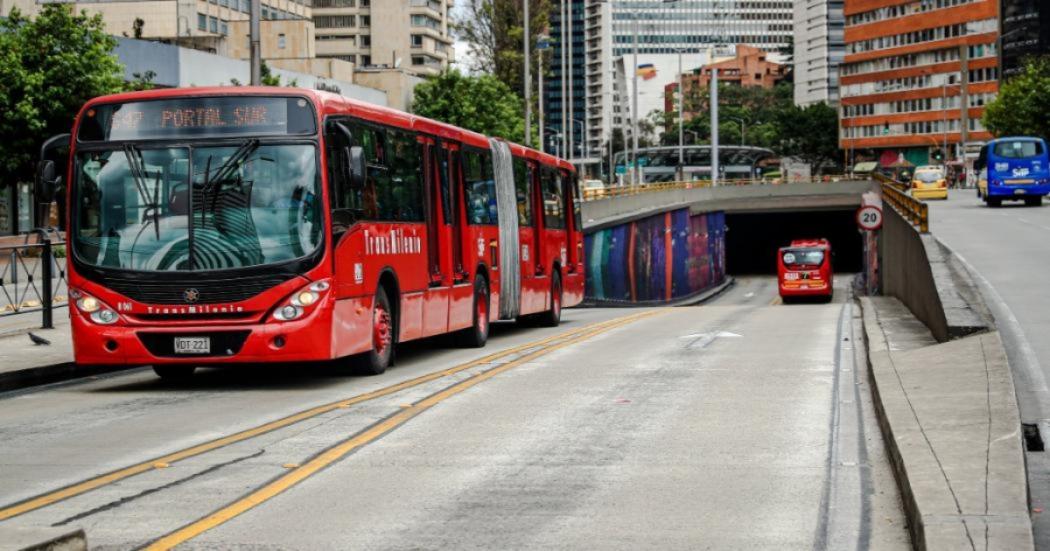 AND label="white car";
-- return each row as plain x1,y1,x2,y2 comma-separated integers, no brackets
580,179,606,198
